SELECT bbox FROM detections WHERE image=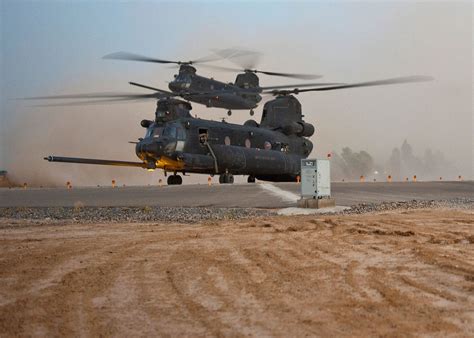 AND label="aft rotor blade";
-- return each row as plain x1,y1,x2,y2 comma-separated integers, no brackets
211,48,262,70
251,69,321,80
260,82,344,90
199,64,322,80
291,75,434,94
